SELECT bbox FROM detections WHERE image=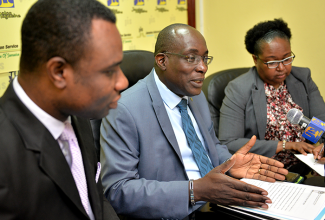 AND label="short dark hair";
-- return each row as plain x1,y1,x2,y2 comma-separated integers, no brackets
154,23,190,56
20,0,116,73
245,18,291,55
